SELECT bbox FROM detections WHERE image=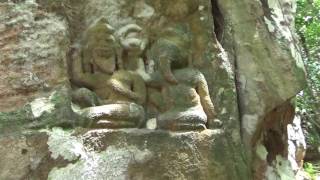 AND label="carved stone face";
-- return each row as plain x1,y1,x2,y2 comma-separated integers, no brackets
83,18,117,74
90,41,116,73
150,24,192,71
